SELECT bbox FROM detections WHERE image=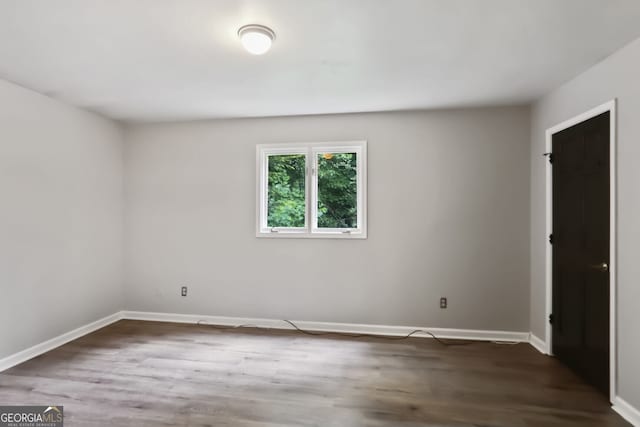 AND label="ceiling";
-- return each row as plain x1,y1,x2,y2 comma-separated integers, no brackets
1,0,640,122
